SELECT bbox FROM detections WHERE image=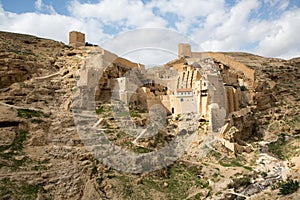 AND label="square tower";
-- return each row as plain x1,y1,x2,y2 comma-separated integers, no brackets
178,43,192,58
69,31,85,48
